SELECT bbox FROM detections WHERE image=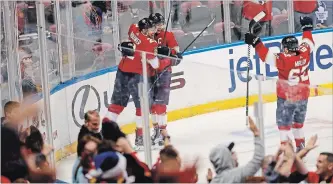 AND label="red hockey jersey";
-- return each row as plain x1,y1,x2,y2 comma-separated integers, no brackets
254,30,315,101
118,24,158,76
154,30,180,73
